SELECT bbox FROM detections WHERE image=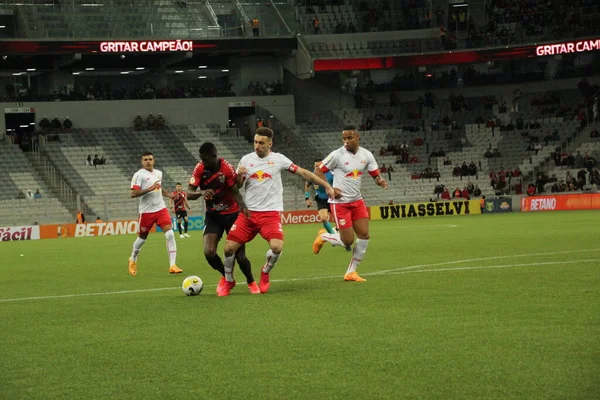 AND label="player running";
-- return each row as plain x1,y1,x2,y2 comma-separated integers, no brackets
128,151,182,276
305,160,351,254
316,125,387,282
187,142,260,295
219,127,341,296
170,183,192,239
